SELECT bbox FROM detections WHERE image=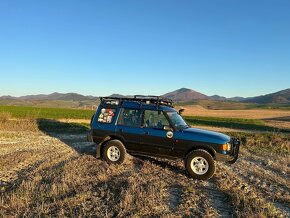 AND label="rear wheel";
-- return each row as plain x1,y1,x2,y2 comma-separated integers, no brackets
103,140,126,164
185,149,215,180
